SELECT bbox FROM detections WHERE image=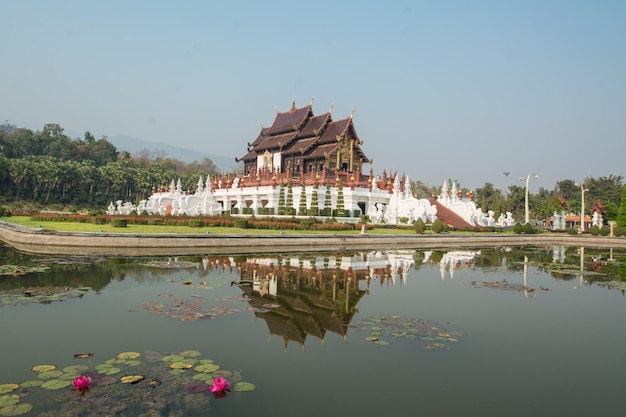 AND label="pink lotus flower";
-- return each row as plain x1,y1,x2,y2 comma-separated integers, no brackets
208,377,230,398
72,375,91,391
